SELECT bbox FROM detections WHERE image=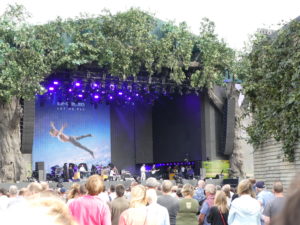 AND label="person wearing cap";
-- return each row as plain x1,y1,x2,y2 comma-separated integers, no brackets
255,181,274,225
256,181,275,208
